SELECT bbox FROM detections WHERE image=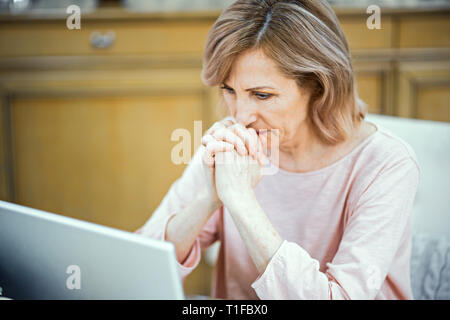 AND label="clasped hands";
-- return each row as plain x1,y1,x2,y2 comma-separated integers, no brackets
200,118,268,210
